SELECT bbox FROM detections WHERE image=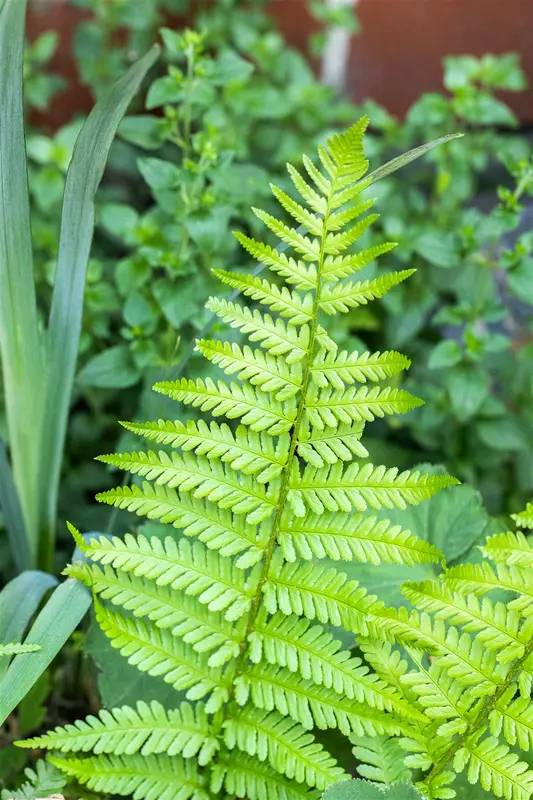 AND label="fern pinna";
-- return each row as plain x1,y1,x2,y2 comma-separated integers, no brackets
22,121,459,800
